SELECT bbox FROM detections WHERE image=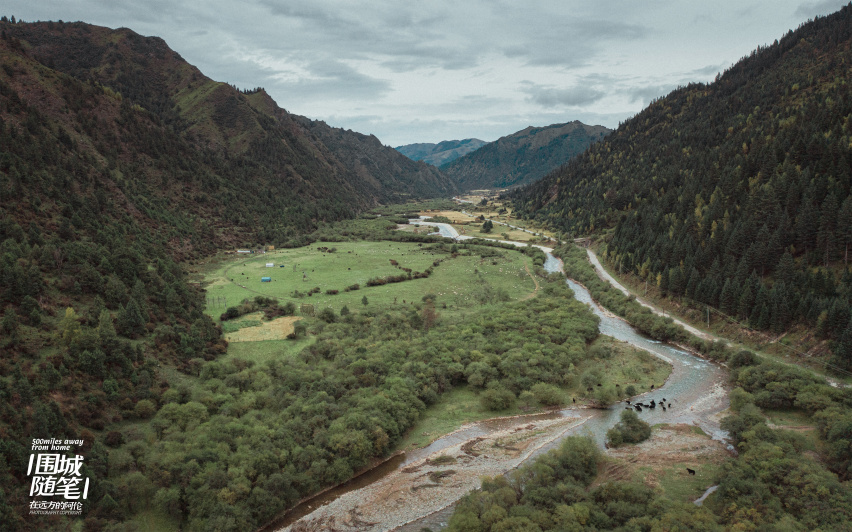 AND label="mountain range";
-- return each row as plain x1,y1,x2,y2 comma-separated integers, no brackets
0,20,456,251
395,138,487,166
442,120,611,190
